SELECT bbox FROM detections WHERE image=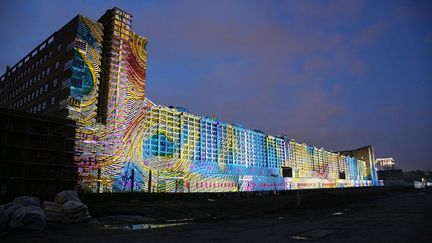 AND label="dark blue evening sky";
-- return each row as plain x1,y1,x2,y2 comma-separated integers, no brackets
1,0,431,171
